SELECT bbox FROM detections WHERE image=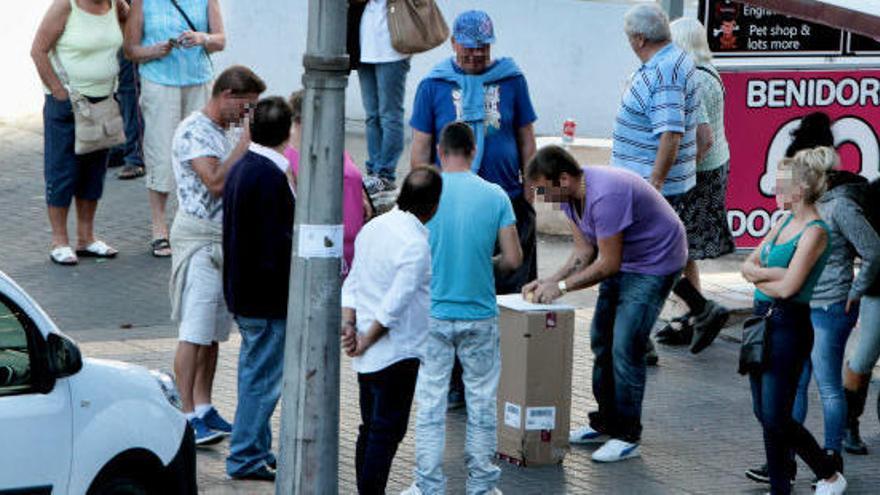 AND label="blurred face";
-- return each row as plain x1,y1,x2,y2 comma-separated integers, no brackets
218,91,260,127
453,39,492,74
290,120,303,149
532,172,578,204
774,167,804,210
